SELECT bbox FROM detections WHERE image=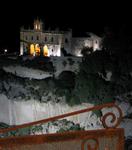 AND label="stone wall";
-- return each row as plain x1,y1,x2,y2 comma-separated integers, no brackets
51,56,82,77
